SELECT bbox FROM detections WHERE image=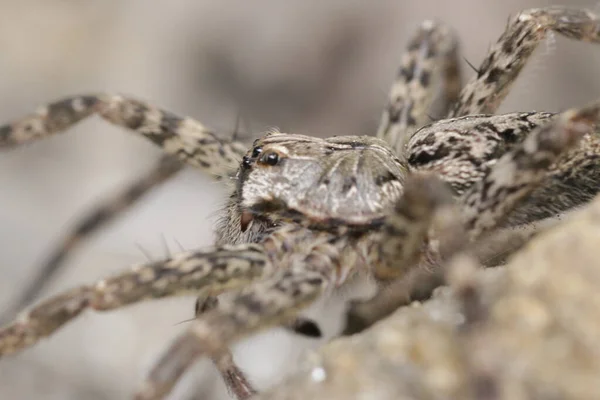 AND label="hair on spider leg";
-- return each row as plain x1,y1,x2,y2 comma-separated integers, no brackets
463,56,480,74
173,237,187,253
135,242,155,262
229,107,256,143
